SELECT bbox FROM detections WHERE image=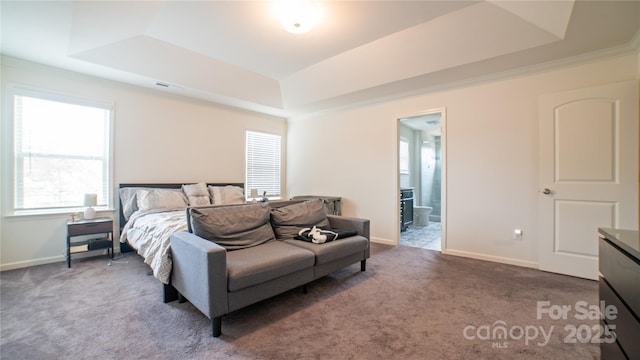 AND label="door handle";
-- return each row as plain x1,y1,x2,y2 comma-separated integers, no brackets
542,188,552,195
